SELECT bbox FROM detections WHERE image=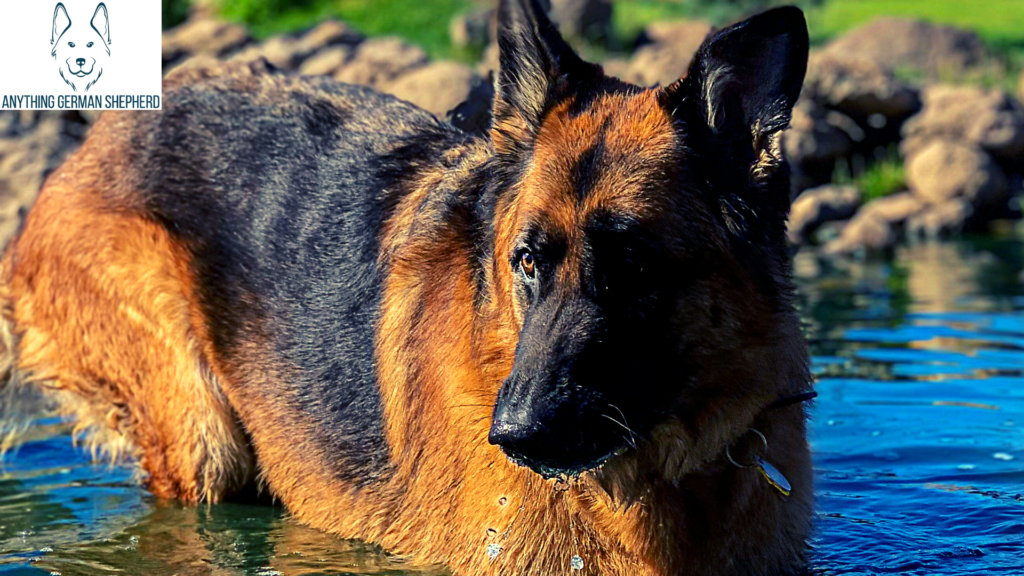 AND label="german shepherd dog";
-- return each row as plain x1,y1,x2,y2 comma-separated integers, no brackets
51,2,112,92
2,1,813,574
